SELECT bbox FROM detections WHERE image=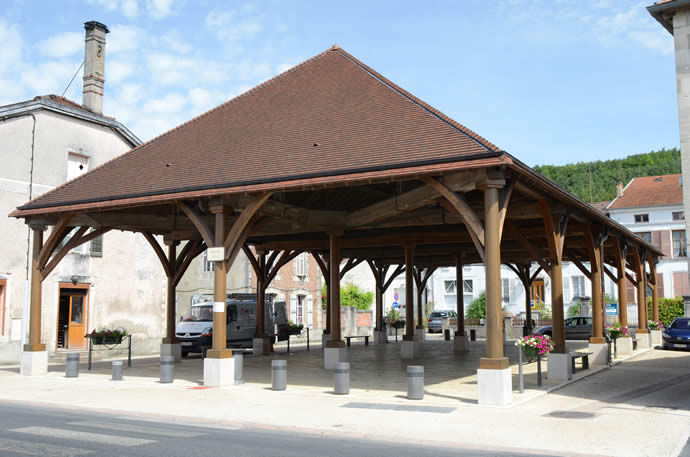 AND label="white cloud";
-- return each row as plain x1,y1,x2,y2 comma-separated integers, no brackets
204,8,263,42
147,0,176,19
38,32,82,58
86,0,138,17
108,25,142,53
146,92,186,113
188,87,226,113
217,21,262,42
107,59,134,83
122,0,138,17
205,9,234,27
20,60,81,95
145,52,233,85
0,19,23,74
